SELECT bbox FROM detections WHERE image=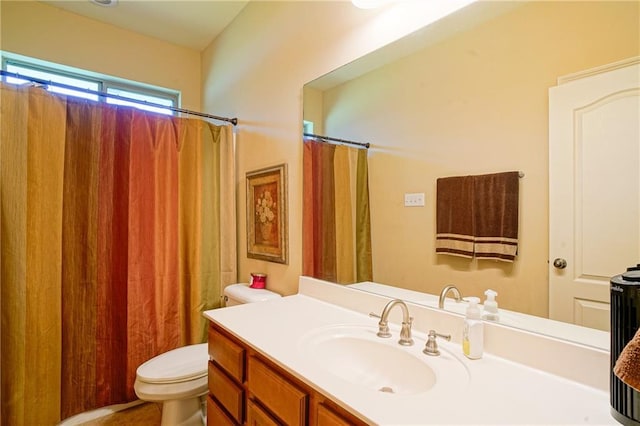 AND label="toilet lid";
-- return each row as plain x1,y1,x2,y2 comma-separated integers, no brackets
136,343,208,384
